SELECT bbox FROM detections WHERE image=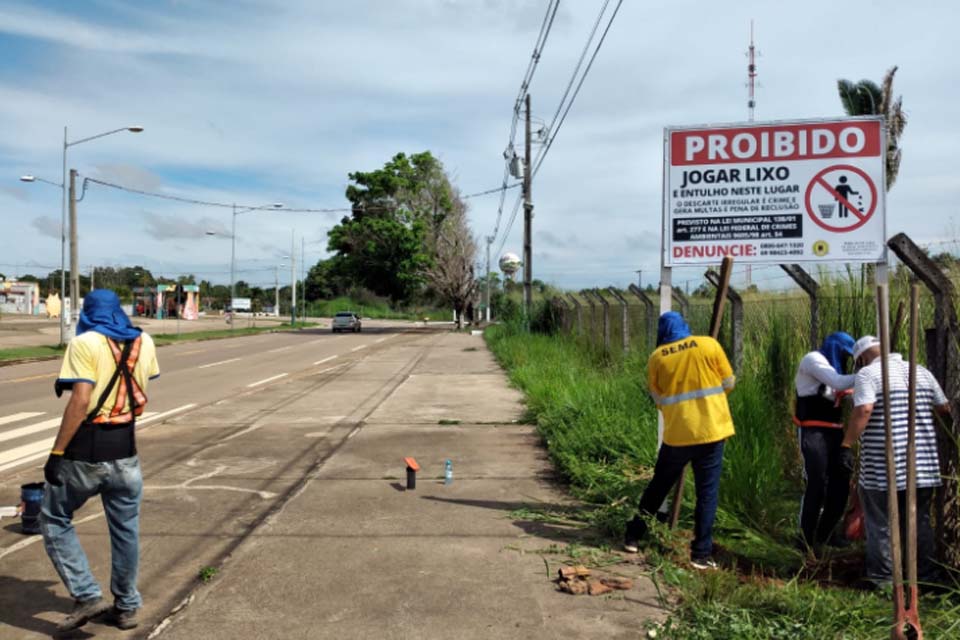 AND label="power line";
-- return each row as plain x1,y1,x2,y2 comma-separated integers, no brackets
533,0,624,177
85,175,510,213
489,0,562,251
538,0,611,163
82,177,352,213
